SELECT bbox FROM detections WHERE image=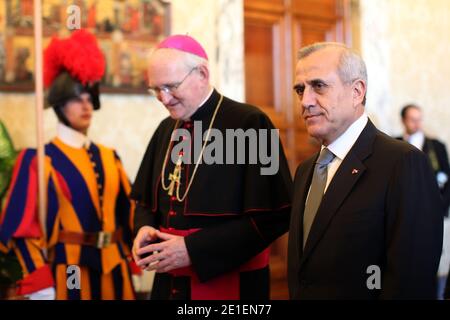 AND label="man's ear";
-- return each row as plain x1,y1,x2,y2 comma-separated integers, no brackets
352,79,366,106
197,64,210,82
